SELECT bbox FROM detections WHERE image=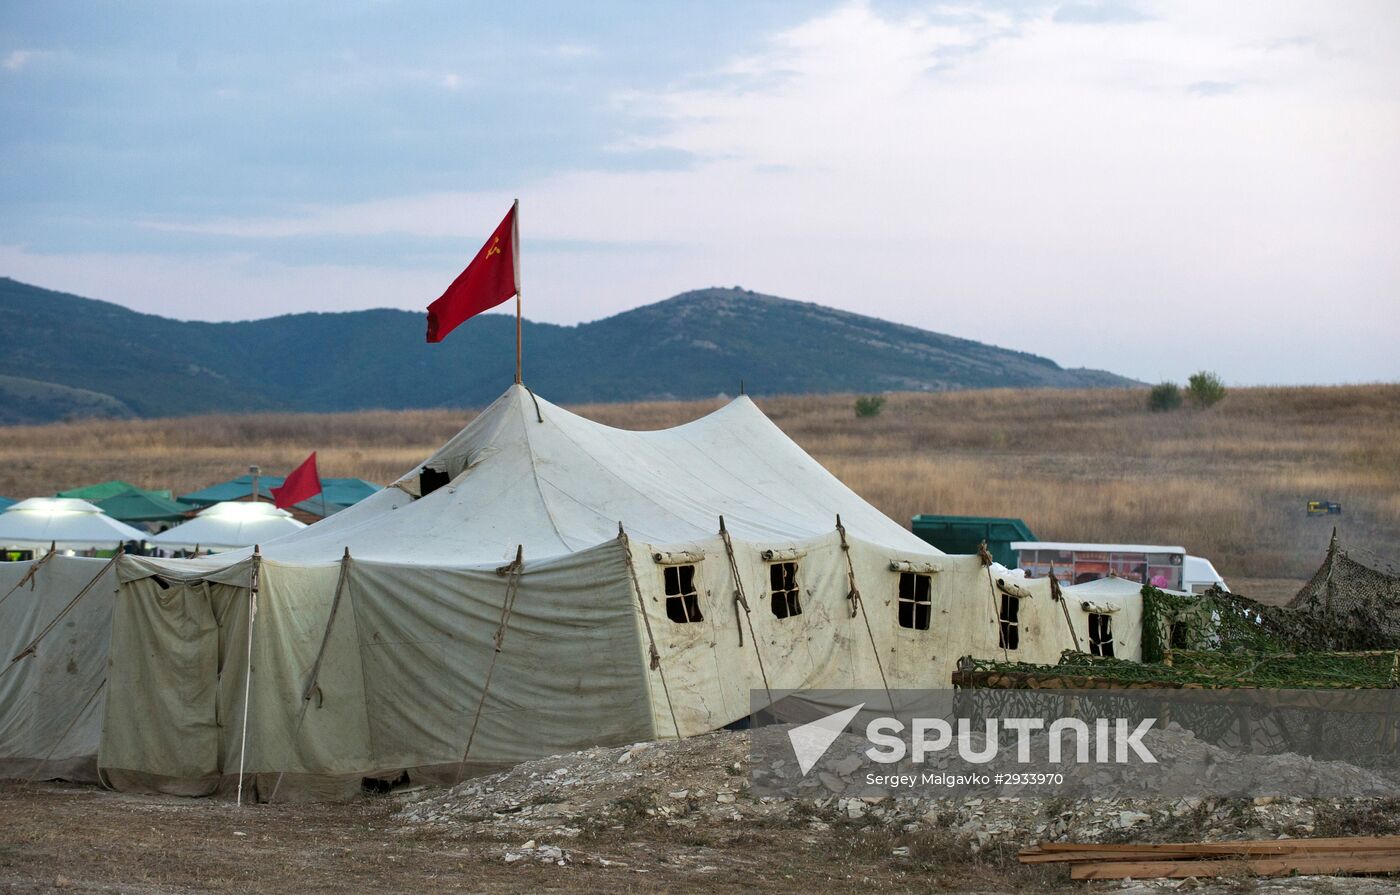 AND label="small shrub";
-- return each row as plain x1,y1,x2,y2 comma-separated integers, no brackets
1187,371,1227,408
854,395,886,418
1148,382,1183,412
